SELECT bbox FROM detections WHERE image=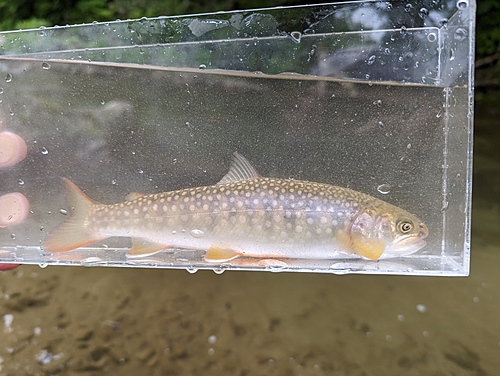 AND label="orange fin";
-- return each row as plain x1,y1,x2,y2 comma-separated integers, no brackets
124,192,144,201
351,235,386,260
204,246,241,263
126,239,170,258
44,179,104,252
